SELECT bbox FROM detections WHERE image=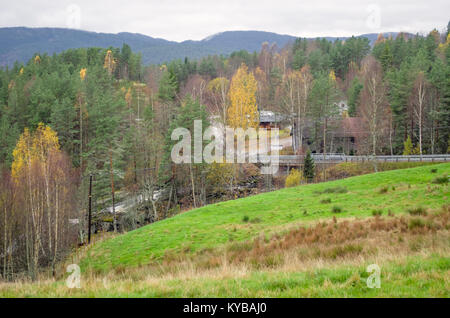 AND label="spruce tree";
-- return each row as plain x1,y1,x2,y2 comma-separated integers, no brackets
303,150,315,182
403,136,413,155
